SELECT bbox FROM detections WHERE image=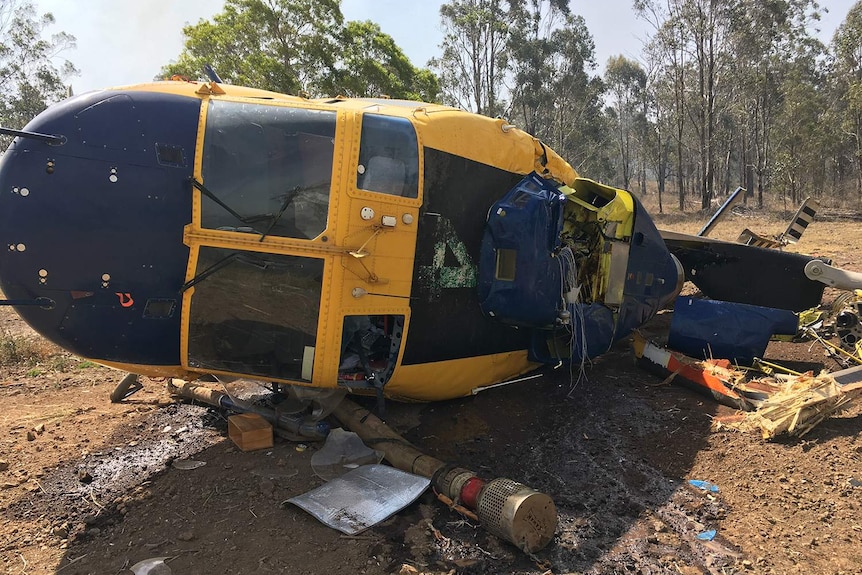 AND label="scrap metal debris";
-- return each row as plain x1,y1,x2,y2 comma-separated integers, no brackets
712,370,862,439
633,332,750,410
129,557,173,575
287,464,430,535
804,290,862,367
171,459,206,470
696,529,717,542
310,427,383,481
688,480,720,493
634,331,862,439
